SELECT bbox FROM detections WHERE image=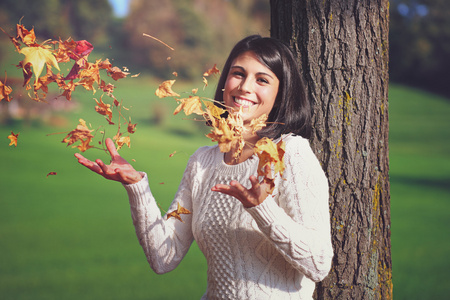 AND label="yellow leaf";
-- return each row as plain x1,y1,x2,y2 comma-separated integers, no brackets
173,96,204,116
155,80,180,98
166,202,191,223
20,46,60,83
8,131,19,147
